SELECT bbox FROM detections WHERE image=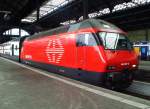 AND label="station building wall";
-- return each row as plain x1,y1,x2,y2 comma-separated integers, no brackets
128,29,150,42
